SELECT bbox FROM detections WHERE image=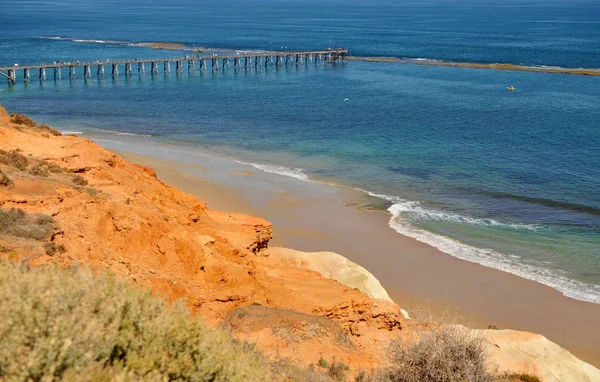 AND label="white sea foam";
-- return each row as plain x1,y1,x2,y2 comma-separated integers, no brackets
60,131,83,135
38,36,129,46
367,193,542,232
99,130,153,138
238,161,310,181
386,201,600,304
